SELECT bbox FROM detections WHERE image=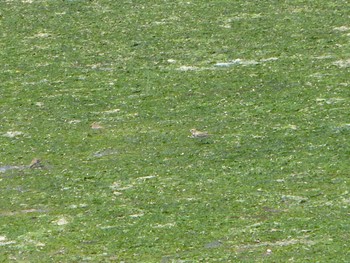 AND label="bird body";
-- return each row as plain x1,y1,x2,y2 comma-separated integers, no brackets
190,129,210,138
29,158,42,169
